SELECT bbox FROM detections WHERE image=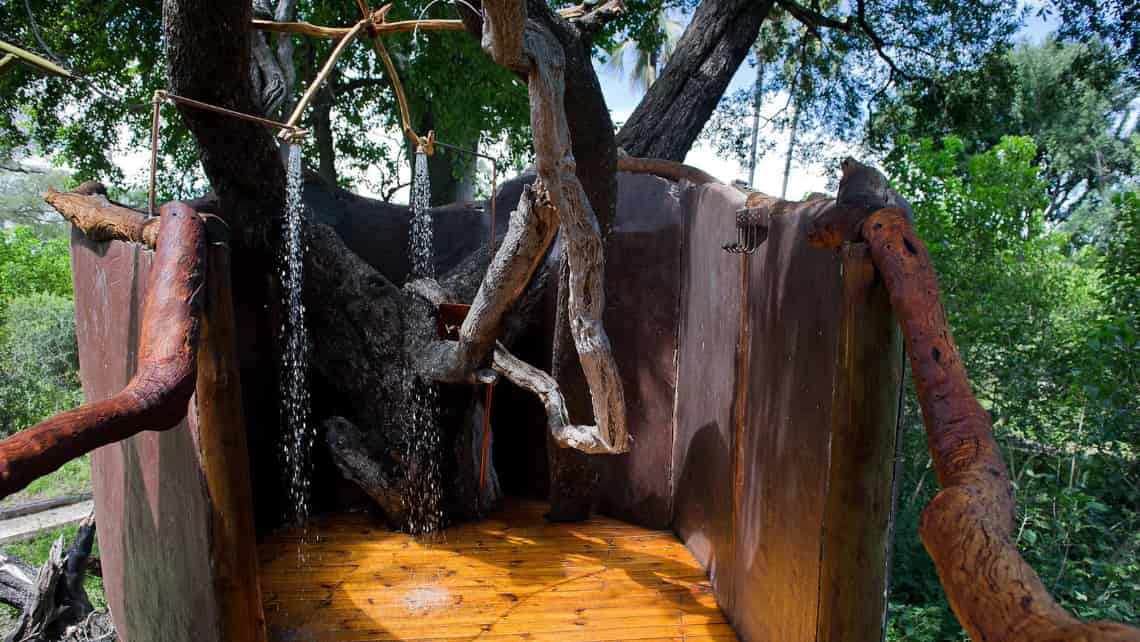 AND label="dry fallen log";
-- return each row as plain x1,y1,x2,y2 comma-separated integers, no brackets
0,512,114,642
815,206,1140,642
0,200,206,499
